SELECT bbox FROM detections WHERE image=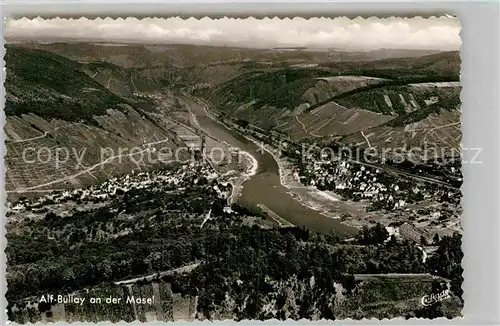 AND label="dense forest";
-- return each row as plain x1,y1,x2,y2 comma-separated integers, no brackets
7,172,463,320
